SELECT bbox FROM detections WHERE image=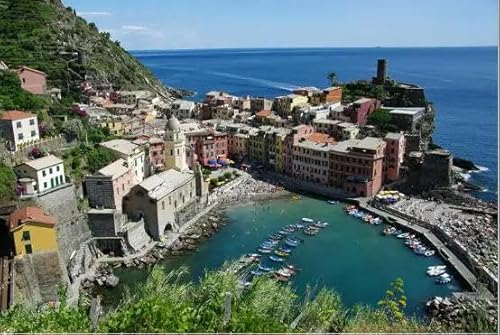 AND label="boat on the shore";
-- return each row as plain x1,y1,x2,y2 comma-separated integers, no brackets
274,274,290,282
270,255,284,262
275,268,293,277
302,217,314,223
